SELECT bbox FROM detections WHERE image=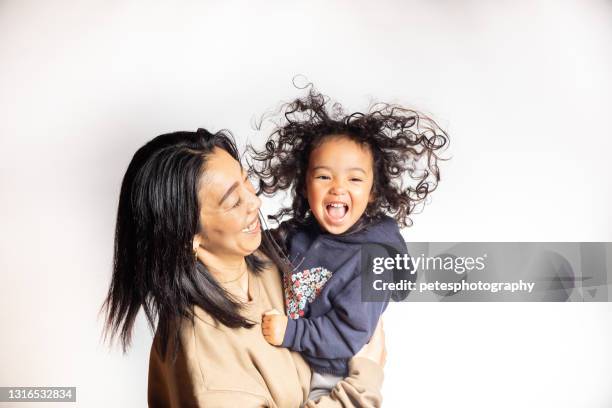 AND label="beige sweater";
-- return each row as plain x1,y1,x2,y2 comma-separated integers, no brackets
148,257,383,407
